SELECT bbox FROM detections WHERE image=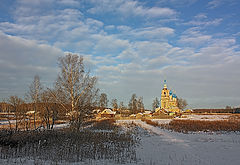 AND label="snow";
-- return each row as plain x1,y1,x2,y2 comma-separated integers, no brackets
182,114,230,121
0,120,16,125
117,119,240,165
152,119,172,124
52,123,69,129
1,118,240,164
101,109,116,114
